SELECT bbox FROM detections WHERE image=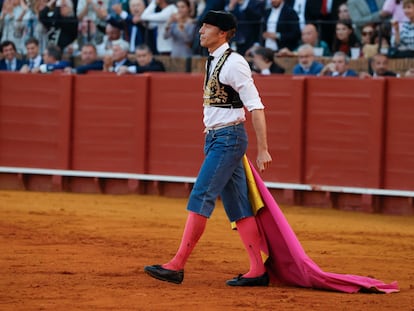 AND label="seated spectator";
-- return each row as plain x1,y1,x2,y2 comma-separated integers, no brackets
405,67,414,76
20,37,43,73
0,40,24,71
64,43,103,73
360,22,392,57
391,0,414,58
292,44,324,75
348,0,386,38
96,23,122,57
320,51,358,77
118,43,165,74
262,0,301,52
140,0,178,55
250,46,285,75
31,44,71,73
331,19,361,57
102,39,134,73
277,23,331,57
164,0,196,58
38,0,79,52
368,53,398,77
